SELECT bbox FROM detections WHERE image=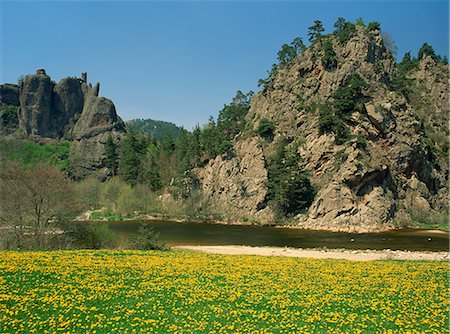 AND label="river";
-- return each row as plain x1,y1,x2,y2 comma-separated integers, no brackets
108,220,449,252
